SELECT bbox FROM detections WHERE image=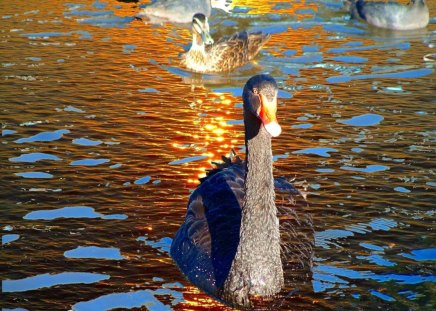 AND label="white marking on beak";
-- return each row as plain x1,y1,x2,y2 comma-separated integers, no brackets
264,121,281,137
